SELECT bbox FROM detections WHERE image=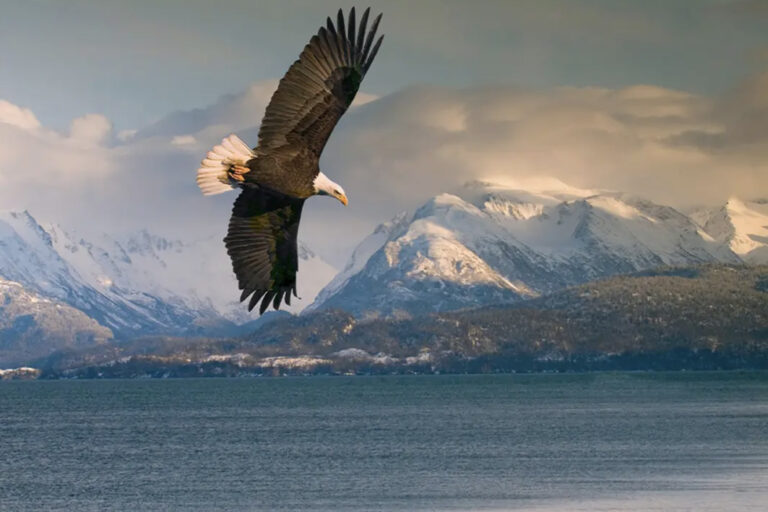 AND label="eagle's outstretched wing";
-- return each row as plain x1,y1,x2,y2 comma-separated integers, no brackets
257,7,383,155
224,188,305,313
